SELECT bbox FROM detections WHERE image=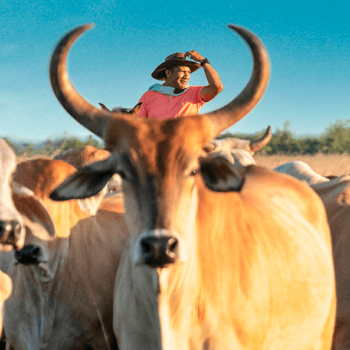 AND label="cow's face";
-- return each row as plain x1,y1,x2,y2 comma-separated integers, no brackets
51,116,247,269
12,186,57,281
110,118,210,268
14,221,60,282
